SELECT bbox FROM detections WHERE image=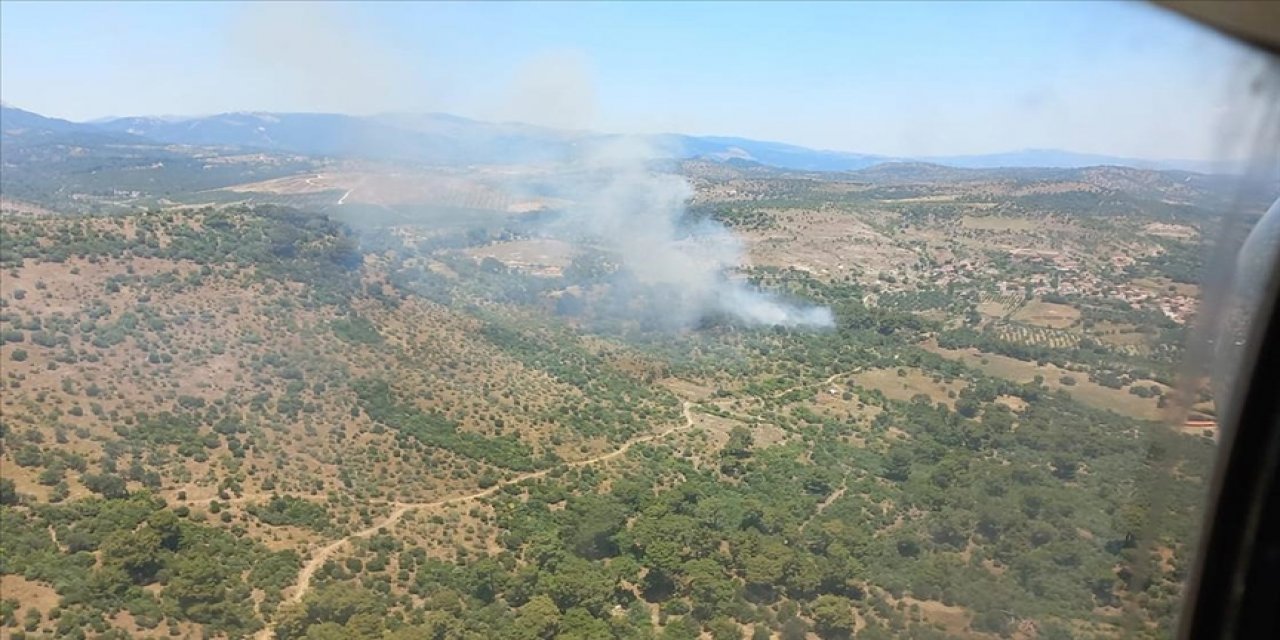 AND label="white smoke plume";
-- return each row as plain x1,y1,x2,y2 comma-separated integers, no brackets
547,136,834,329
